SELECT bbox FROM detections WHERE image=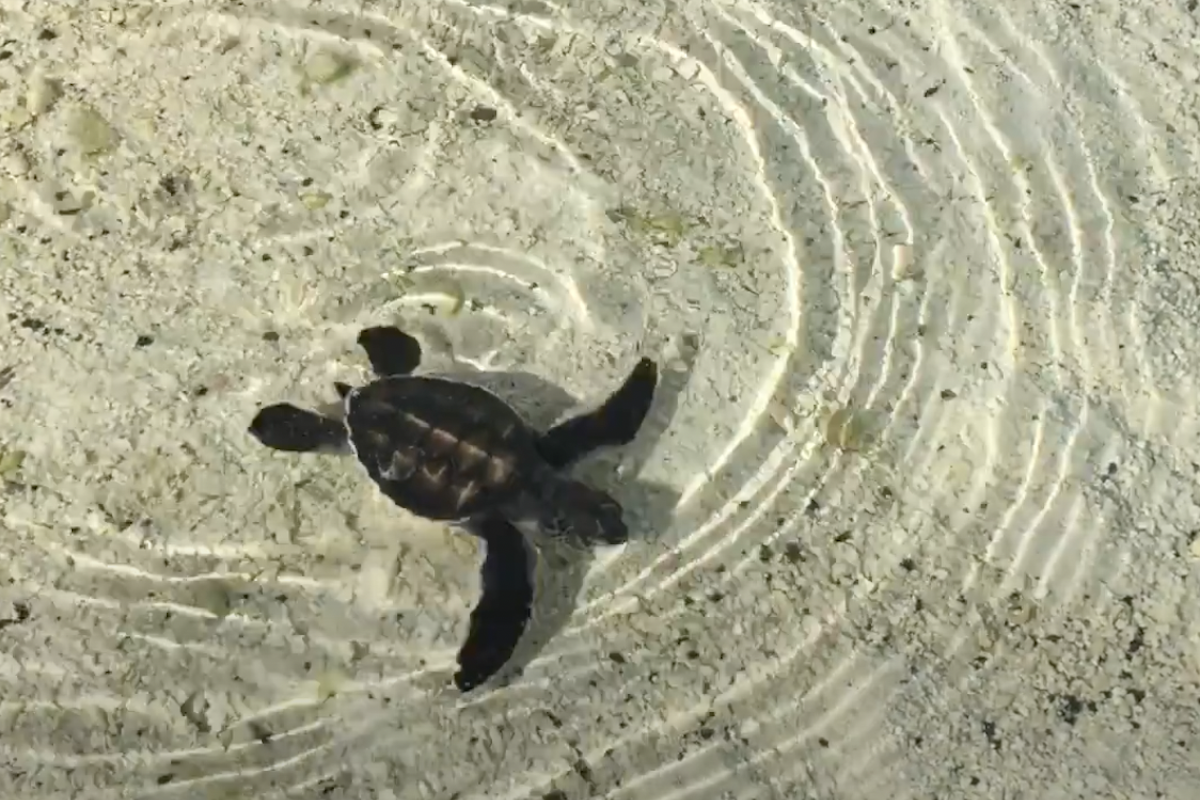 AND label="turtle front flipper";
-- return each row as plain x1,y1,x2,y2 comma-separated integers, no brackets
357,326,423,377
248,403,348,453
454,517,535,692
536,357,658,469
